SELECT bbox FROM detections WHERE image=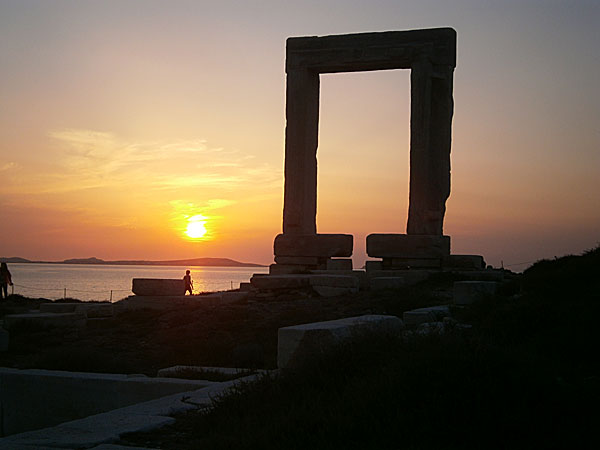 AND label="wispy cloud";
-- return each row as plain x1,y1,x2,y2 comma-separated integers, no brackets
44,128,279,193
0,162,17,171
